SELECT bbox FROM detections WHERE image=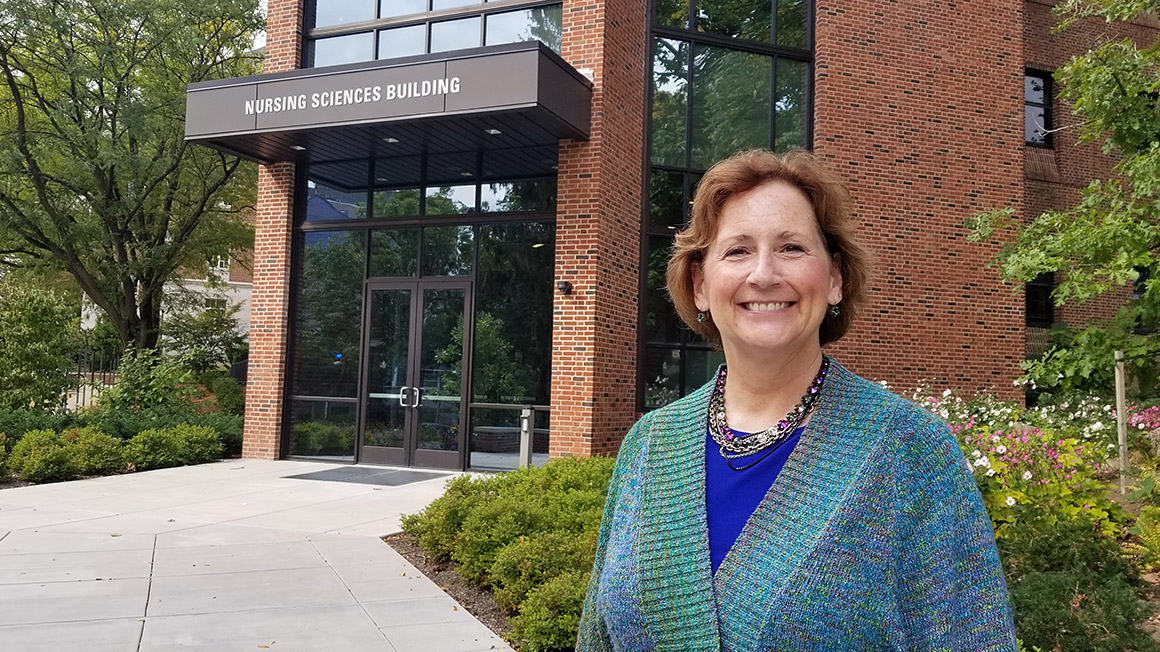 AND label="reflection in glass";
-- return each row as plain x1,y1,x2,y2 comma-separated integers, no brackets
1025,106,1047,145
369,228,419,277
697,0,770,42
380,0,428,19
652,38,688,167
485,6,563,52
291,231,365,398
1024,75,1046,104
289,399,357,459
422,226,473,276
686,348,725,390
378,24,426,60
644,347,681,411
364,289,412,448
468,407,550,470
426,185,476,214
645,236,682,344
430,17,481,52
312,32,375,68
649,169,685,229
480,179,556,212
776,0,809,48
475,222,555,404
306,181,367,221
654,0,690,28
314,0,376,28
691,44,771,169
416,288,466,451
372,188,422,218
774,58,808,151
